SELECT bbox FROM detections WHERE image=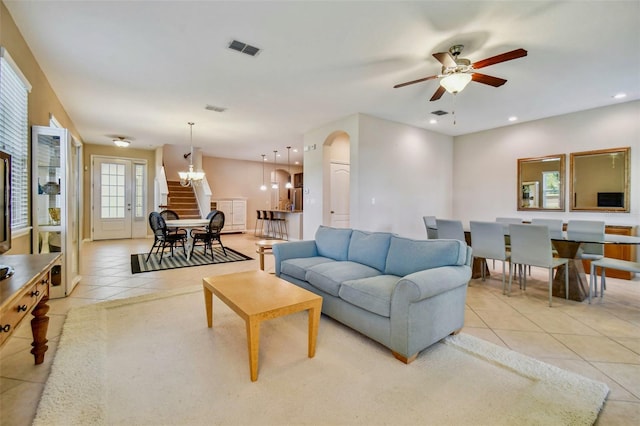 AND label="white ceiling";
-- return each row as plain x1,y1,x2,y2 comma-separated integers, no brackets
5,1,640,165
